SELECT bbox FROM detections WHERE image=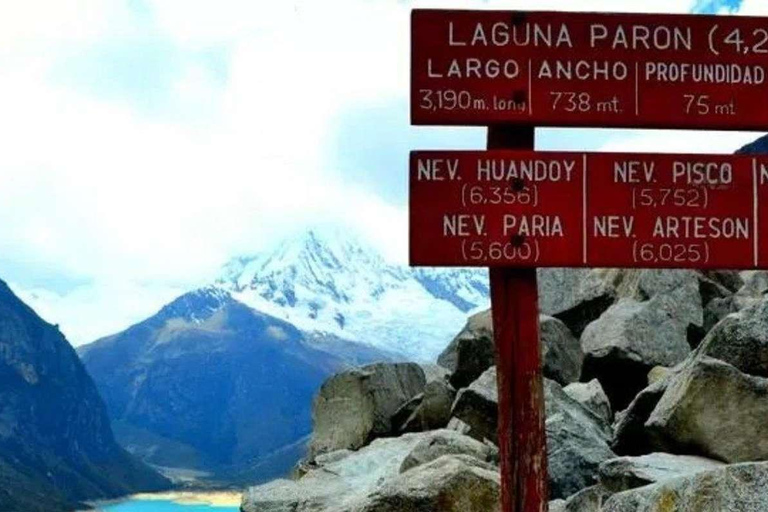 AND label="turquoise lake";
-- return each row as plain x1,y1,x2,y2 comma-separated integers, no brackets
95,499,239,512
